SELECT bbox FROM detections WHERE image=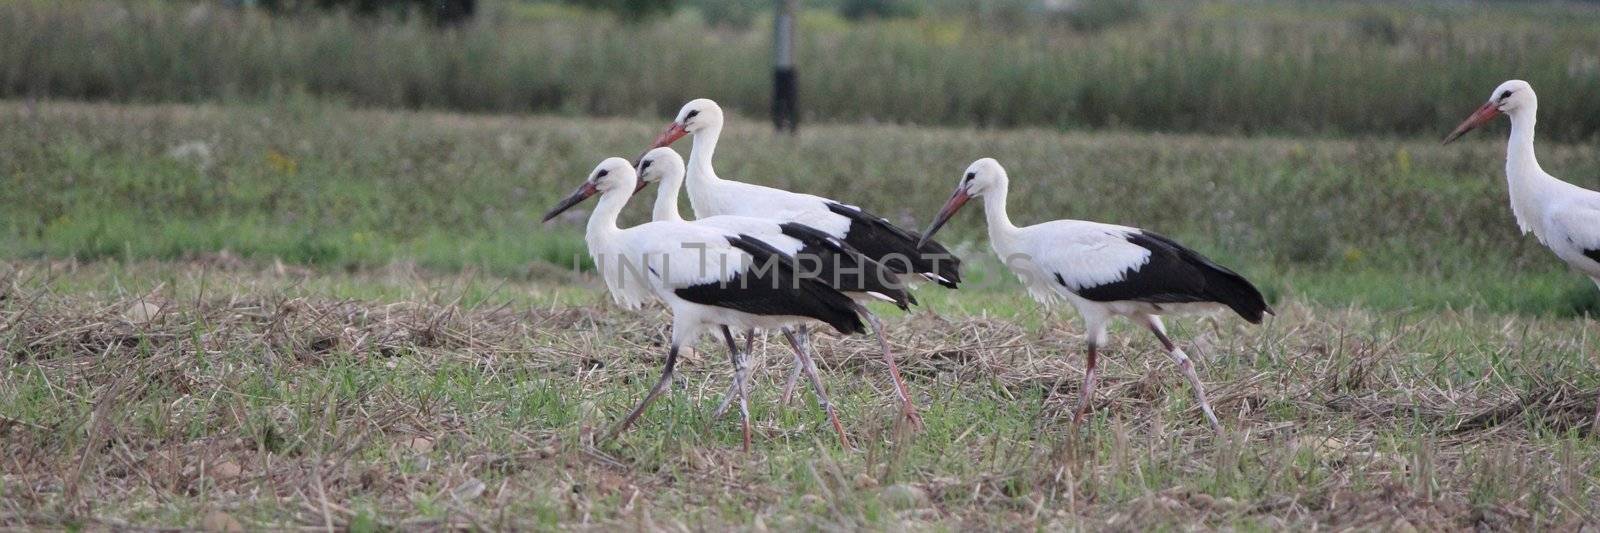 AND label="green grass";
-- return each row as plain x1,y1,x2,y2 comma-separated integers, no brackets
7,0,1600,139
4,99,1600,317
